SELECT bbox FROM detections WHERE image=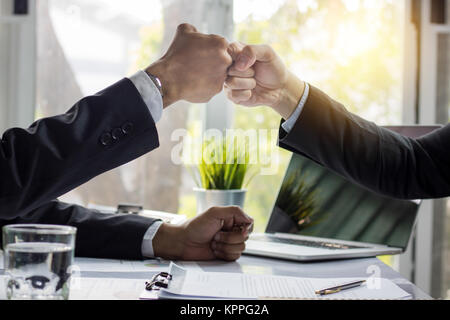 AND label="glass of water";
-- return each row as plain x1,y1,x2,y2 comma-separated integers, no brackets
2,224,76,300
